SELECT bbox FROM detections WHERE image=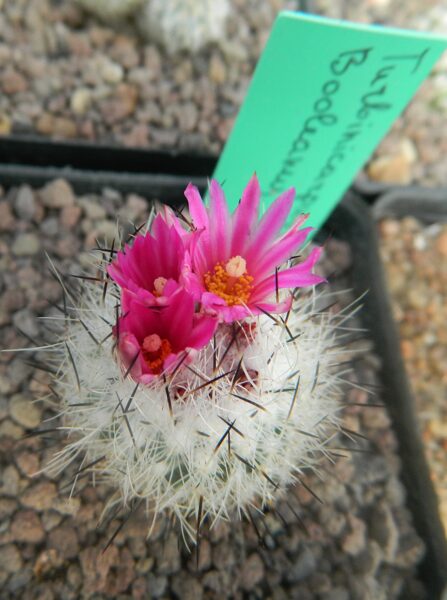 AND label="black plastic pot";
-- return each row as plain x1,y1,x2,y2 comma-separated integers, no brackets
0,135,215,199
1,139,445,596
372,185,447,223
325,190,447,599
